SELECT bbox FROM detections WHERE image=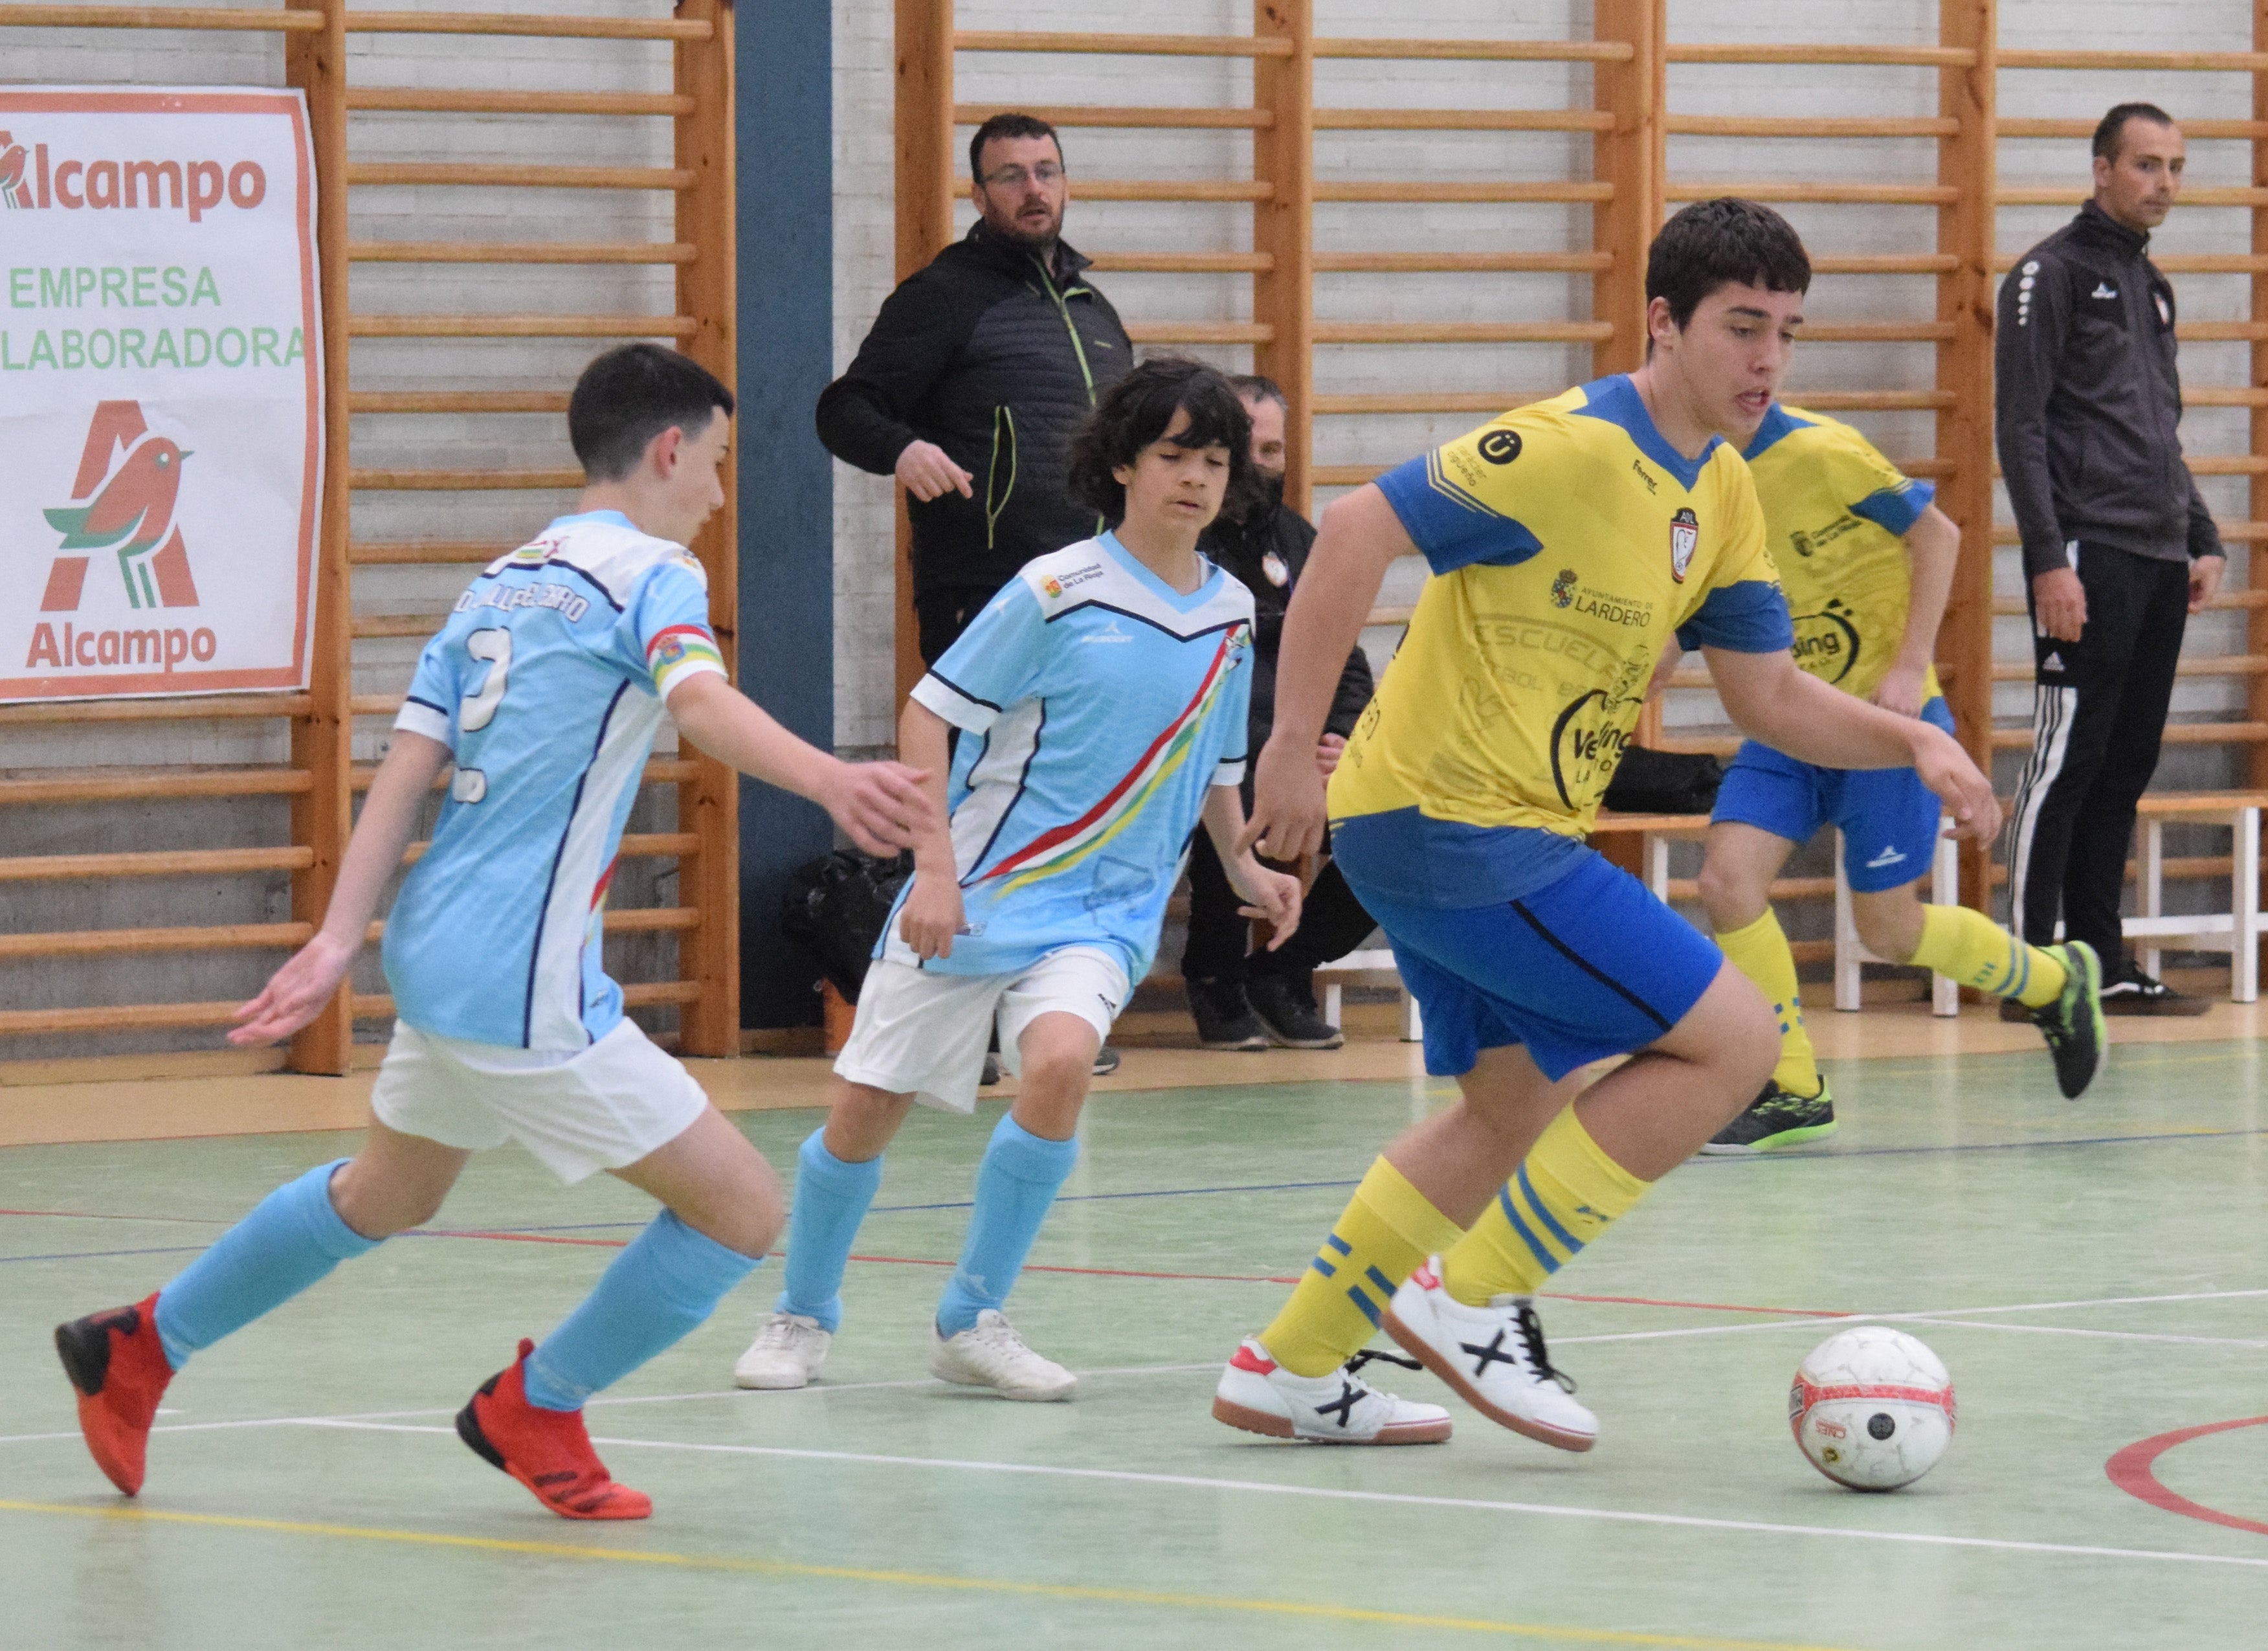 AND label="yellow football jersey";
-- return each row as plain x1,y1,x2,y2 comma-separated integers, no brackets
1740,404,1937,703
1330,374,1790,842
